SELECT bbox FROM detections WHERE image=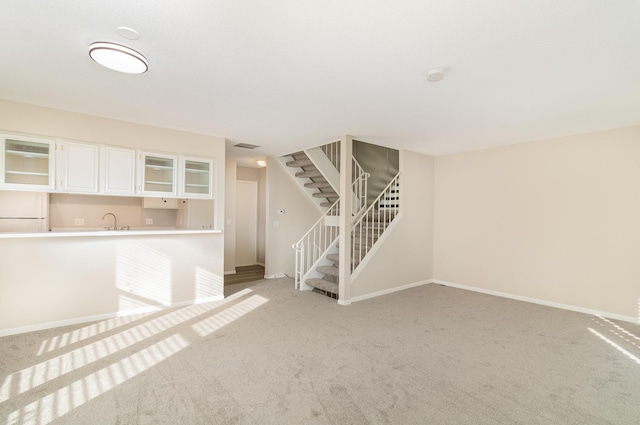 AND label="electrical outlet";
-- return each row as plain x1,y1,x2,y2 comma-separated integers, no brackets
146,218,153,225
75,218,84,226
